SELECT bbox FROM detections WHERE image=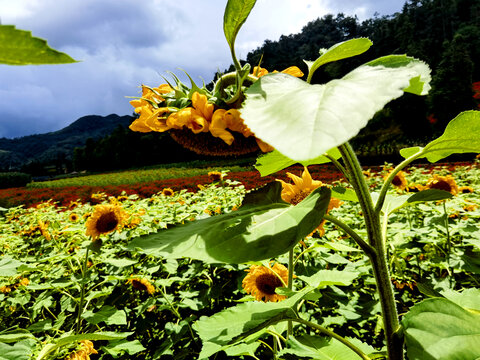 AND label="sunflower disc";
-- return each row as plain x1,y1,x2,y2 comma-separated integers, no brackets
170,129,259,156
